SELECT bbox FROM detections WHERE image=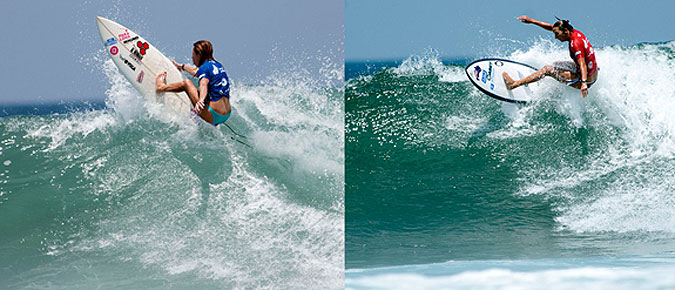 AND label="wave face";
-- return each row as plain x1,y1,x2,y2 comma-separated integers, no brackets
346,40,675,269
0,57,344,289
